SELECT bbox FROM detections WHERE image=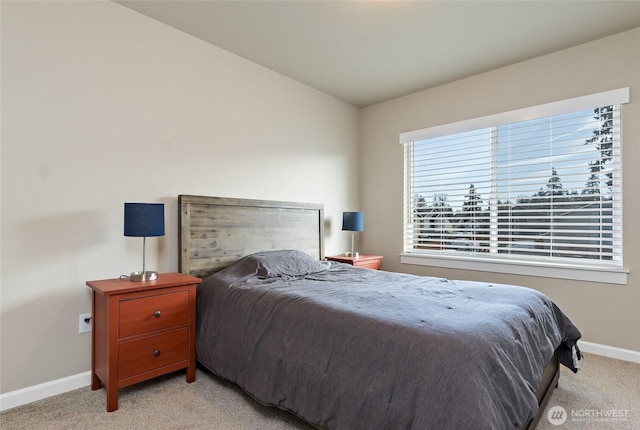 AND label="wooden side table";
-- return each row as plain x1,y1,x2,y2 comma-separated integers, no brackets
86,272,201,412
326,254,383,270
